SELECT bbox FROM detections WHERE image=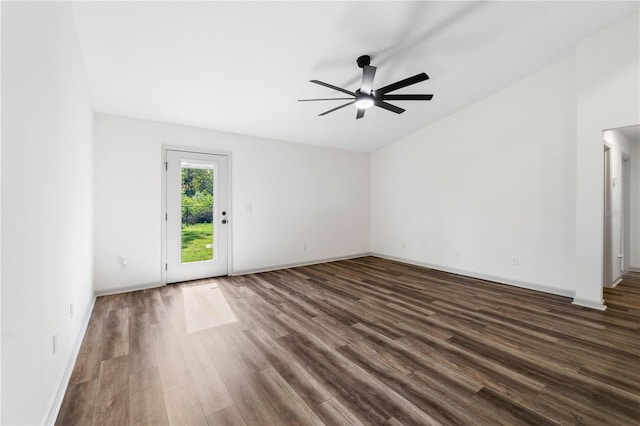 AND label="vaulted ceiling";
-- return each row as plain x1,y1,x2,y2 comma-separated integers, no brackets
72,1,639,151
